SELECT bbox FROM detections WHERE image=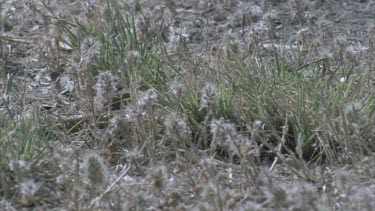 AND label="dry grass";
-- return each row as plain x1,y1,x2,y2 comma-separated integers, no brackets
1,0,374,210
